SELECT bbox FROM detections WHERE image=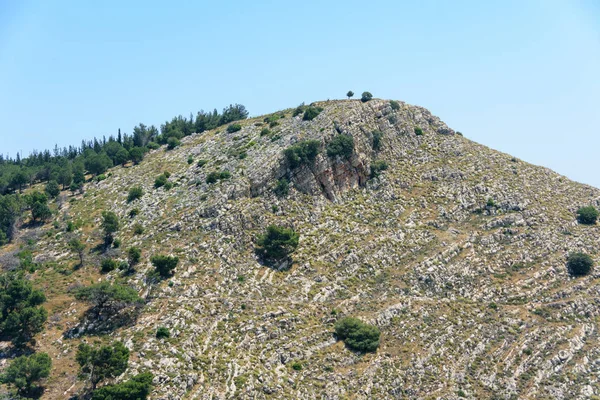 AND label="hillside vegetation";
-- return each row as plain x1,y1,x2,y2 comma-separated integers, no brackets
1,98,599,399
